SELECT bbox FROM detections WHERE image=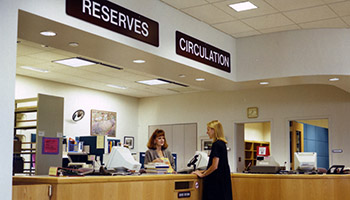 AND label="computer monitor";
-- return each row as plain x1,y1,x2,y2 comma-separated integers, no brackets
294,152,317,171
105,146,141,172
